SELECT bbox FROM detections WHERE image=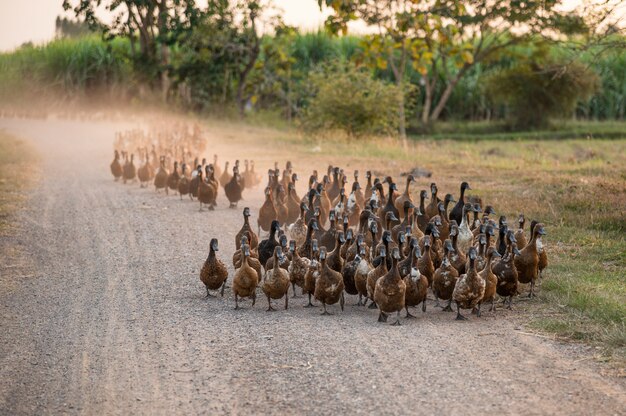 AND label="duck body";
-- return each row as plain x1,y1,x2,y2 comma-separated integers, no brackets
288,241,309,297
479,247,501,313
232,245,258,309
111,150,123,181
452,247,485,319
314,247,345,314
199,239,229,297
224,172,244,208
235,208,259,250
402,247,428,317
514,223,546,297
258,220,280,270
433,241,459,310
262,247,291,311
123,153,136,184
494,239,520,309
374,248,406,325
